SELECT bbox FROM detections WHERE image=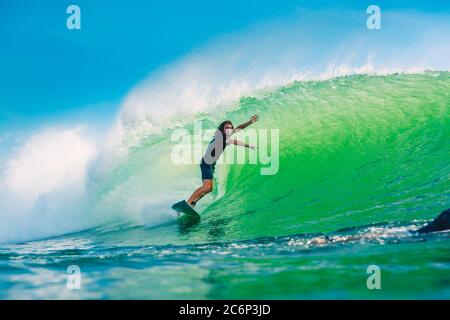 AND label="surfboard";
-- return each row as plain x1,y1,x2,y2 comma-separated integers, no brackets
172,200,200,218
